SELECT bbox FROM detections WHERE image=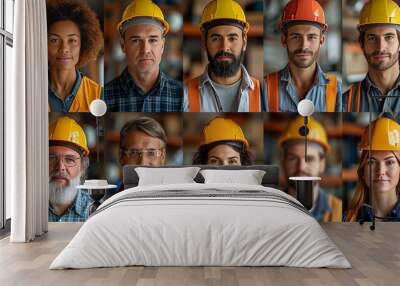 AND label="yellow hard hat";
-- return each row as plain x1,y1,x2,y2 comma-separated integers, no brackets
278,116,330,152
117,0,169,35
359,117,400,151
200,117,249,148
49,116,89,156
200,0,250,33
359,0,400,28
